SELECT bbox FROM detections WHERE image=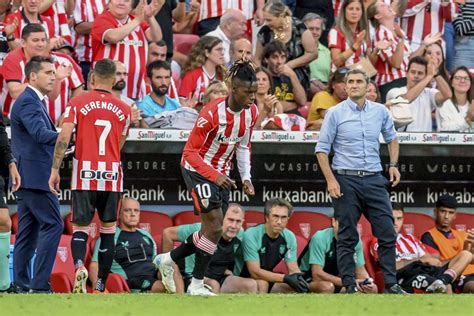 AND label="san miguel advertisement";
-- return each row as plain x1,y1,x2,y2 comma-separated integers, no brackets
7,151,473,208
